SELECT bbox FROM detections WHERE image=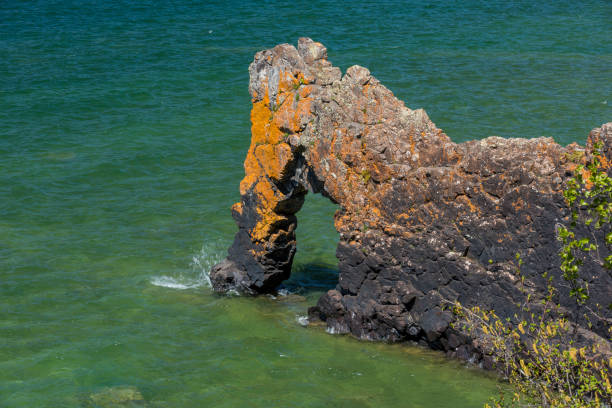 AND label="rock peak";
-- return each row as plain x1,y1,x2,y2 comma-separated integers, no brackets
297,37,327,63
